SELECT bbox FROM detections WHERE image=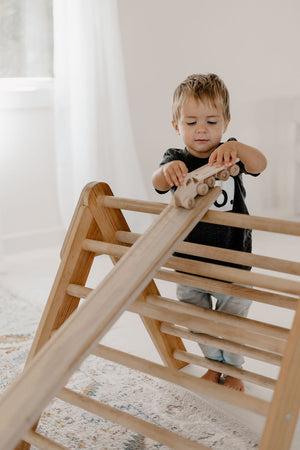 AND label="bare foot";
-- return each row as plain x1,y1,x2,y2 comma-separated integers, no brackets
201,369,221,384
224,375,244,392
